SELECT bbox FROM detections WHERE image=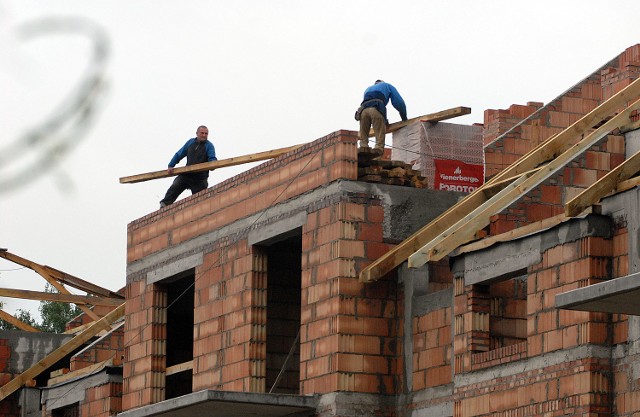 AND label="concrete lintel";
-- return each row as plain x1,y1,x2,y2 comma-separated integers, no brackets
146,252,203,285
117,390,319,417
556,271,640,315
413,288,453,317
452,214,612,286
248,211,306,246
